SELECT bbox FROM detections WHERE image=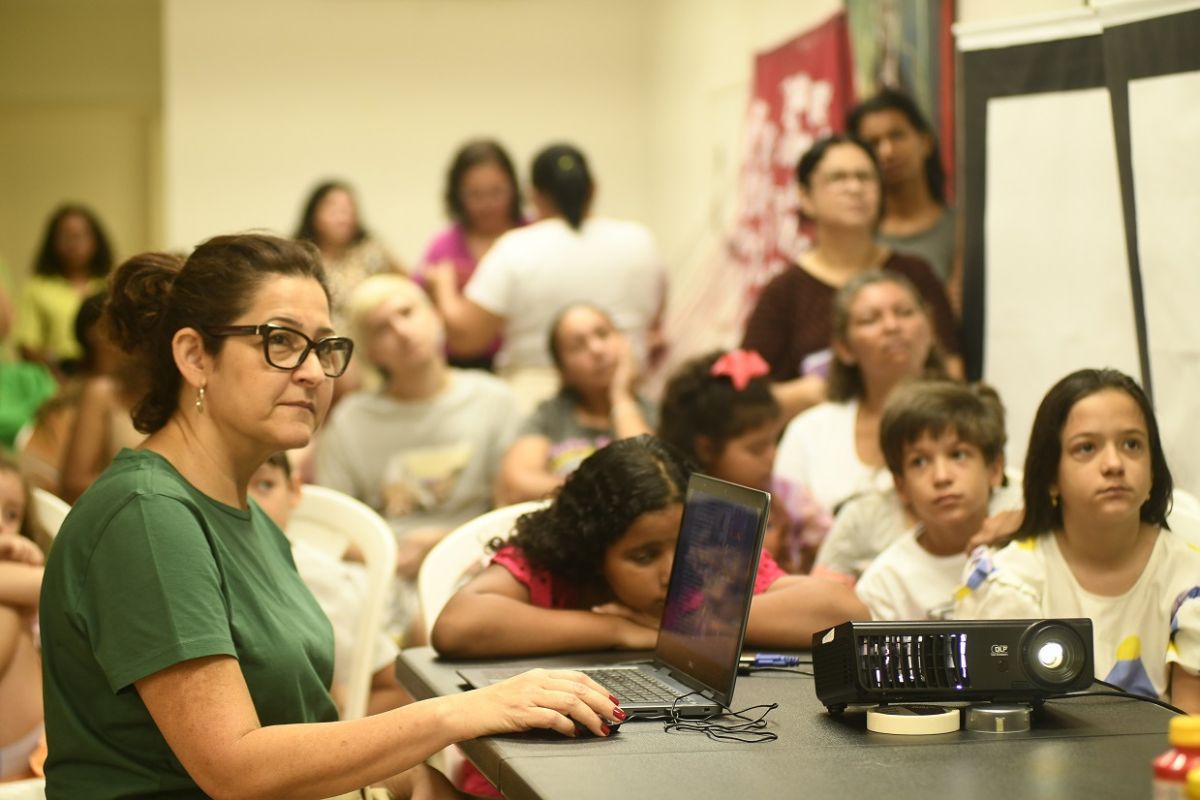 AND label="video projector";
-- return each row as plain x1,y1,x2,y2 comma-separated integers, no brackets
812,618,1094,714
